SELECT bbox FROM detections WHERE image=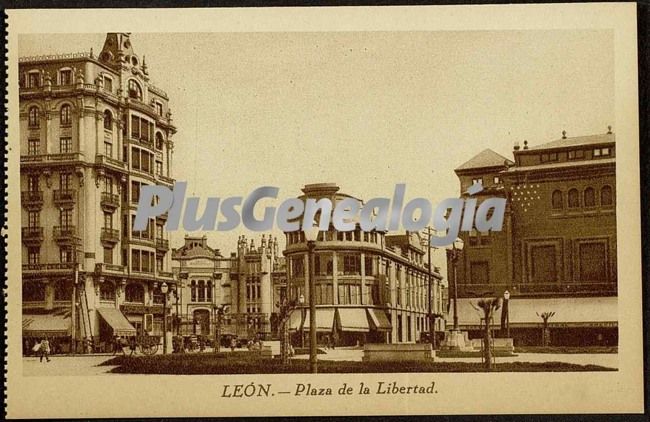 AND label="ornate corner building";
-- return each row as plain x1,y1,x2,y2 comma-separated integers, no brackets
449,129,617,346
283,183,446,346
20,33,178,353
